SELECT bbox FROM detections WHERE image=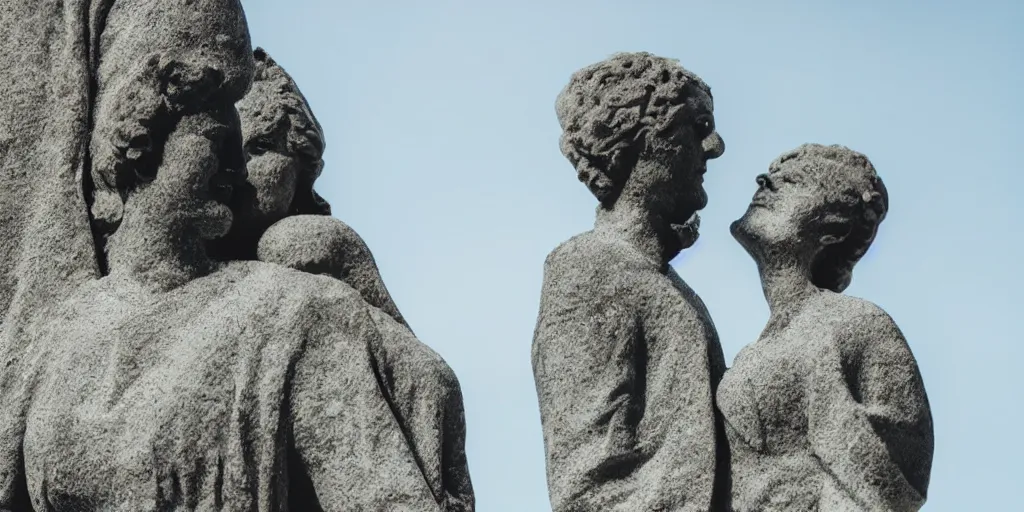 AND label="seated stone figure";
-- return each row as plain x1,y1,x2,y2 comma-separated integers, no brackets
0,8,472,510
226,48,405,327
717,144,933,511
532,52,728,511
